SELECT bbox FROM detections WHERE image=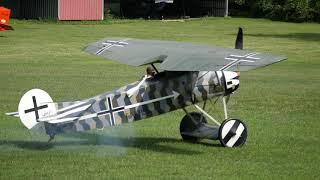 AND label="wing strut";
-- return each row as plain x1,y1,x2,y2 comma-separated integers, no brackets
151,63,159,74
